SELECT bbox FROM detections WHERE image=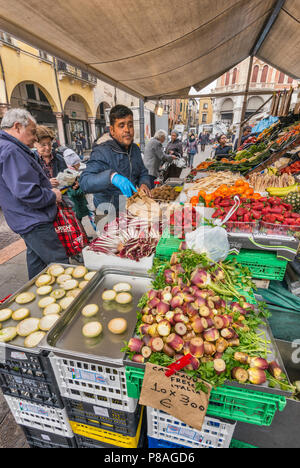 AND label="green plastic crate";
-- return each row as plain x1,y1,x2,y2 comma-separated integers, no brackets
155,233,182,261
230,439,258,448
228,250,288,281
125,366,286,426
